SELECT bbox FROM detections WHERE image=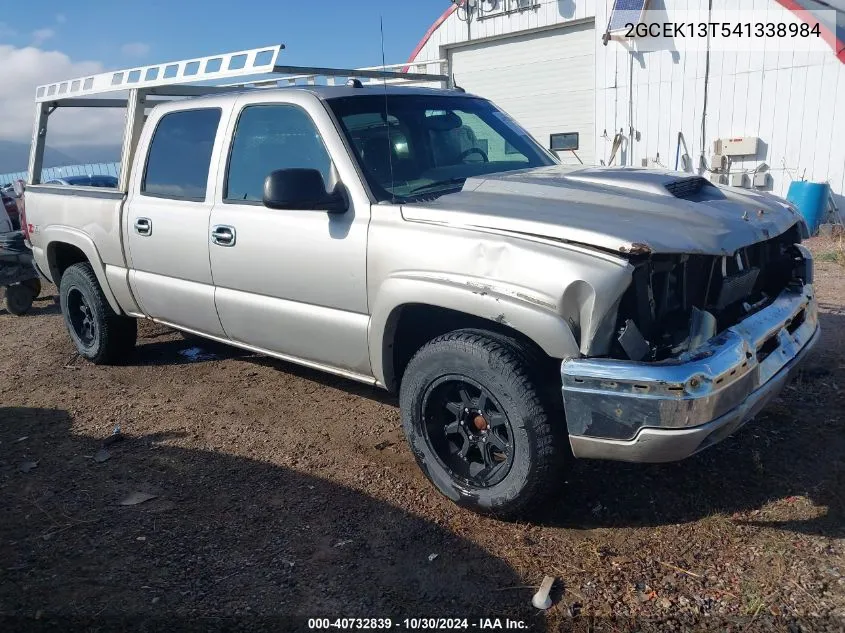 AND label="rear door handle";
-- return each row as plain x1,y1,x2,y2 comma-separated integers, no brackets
211,225,236,247
134,217,152,236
